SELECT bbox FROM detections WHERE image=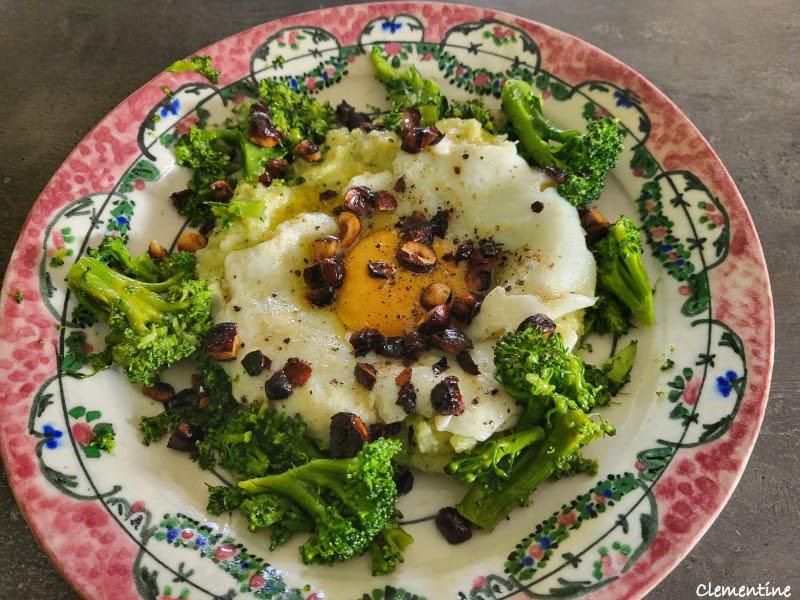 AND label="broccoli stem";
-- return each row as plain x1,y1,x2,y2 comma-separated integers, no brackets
445,426,546,484
67,258,190,333
458,410,588,531
500,80,577,167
